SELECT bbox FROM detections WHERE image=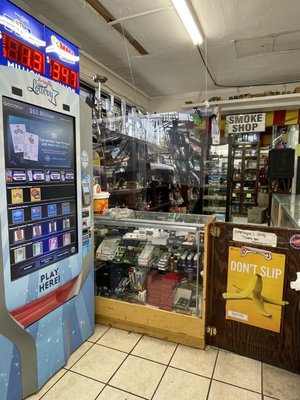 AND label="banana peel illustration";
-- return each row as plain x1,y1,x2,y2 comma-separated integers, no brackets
222,274,289,318
252,276,272,318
